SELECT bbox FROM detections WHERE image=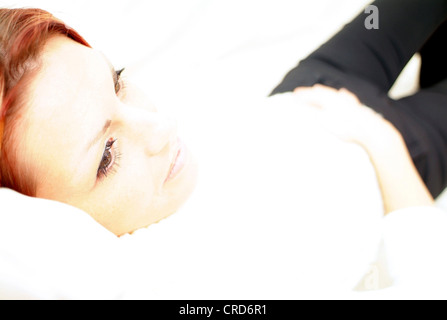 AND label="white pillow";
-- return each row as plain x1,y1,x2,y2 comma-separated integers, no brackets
0,188,125,299
381,206,447,298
